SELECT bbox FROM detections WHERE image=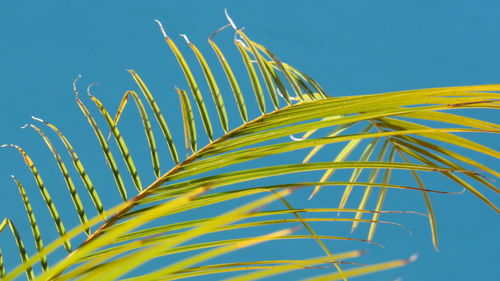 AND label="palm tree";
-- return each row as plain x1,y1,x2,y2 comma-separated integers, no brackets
1,14,498,280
